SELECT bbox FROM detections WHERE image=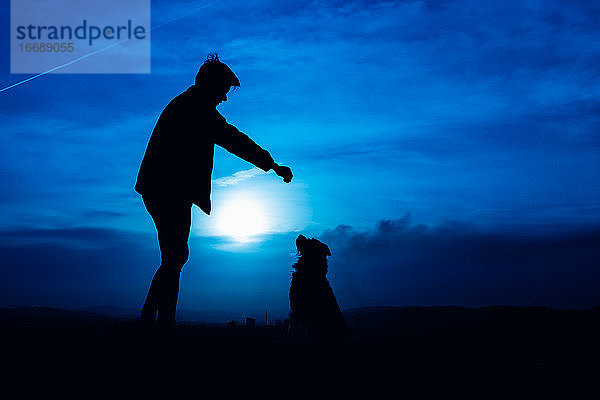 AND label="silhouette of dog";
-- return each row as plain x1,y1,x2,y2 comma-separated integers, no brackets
289,235,347,341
